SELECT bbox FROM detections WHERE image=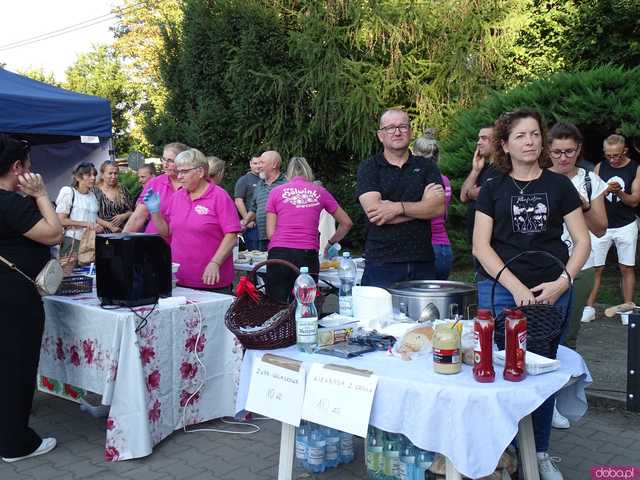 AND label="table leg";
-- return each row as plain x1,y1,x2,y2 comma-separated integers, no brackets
445,457,463,480
517,414,540,480
277,422,296,480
